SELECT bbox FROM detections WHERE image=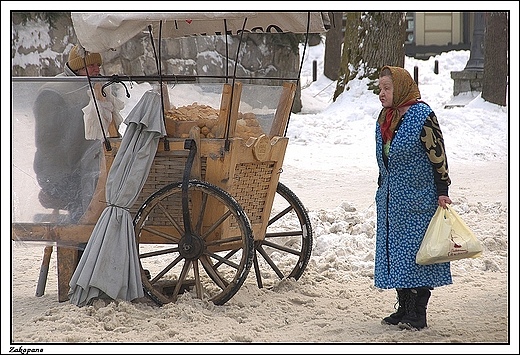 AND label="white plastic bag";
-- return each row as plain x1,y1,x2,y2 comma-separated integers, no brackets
416,205,483,265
